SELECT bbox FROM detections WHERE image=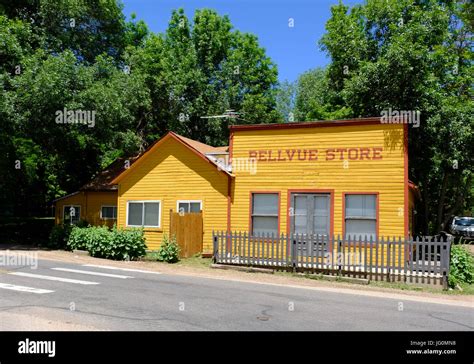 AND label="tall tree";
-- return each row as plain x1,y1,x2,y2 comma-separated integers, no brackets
319,0,473,234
